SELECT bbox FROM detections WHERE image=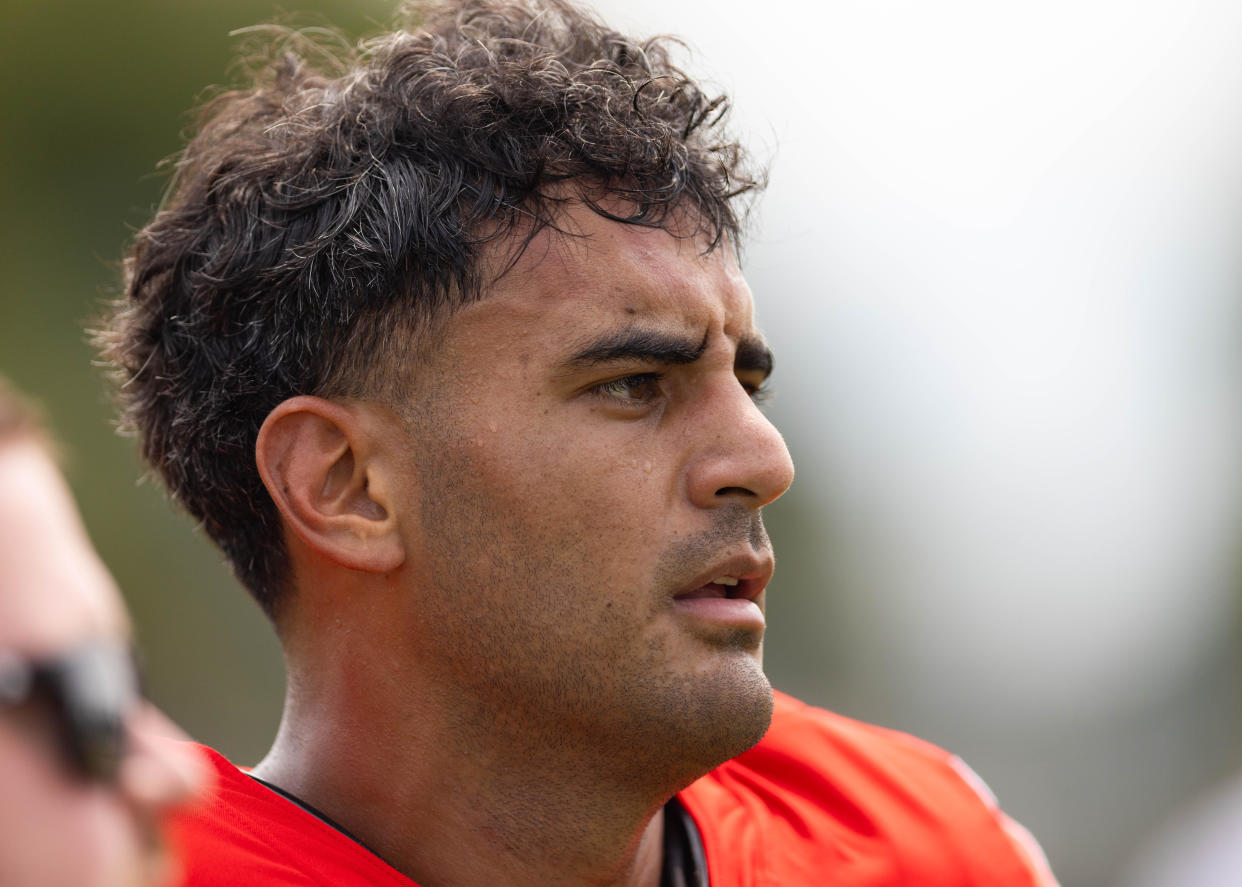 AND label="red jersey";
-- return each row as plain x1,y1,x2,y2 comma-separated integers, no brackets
169,691,1056,885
